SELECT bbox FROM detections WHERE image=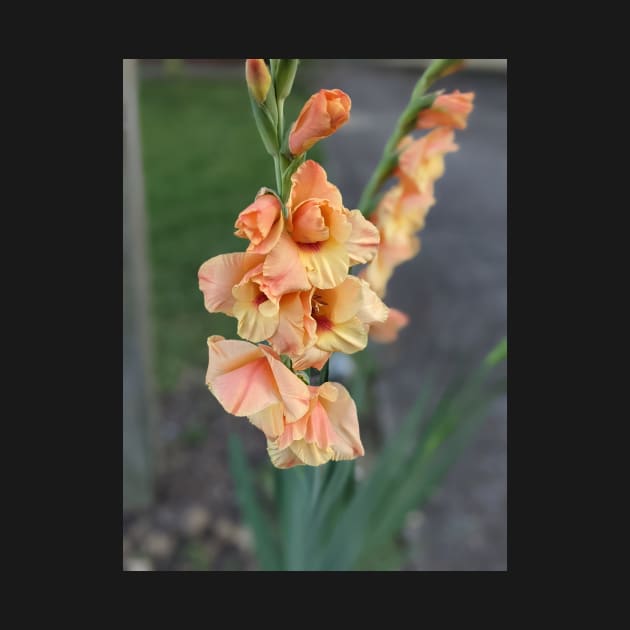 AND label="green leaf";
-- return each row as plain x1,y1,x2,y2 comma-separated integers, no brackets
484,337,507,368
228,435,280,570
313,377,435,570
277,466,312,570
311,337,507,570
